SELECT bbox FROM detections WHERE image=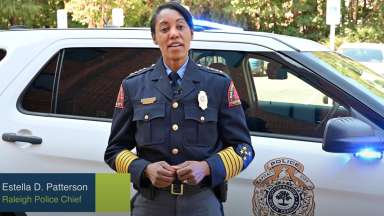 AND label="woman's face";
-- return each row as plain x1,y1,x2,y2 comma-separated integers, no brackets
153,8,193,64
